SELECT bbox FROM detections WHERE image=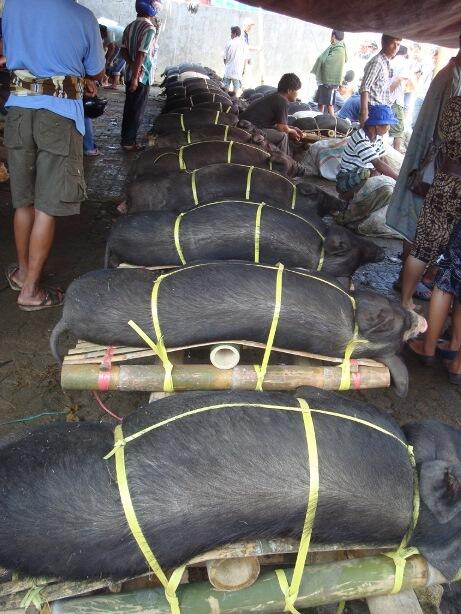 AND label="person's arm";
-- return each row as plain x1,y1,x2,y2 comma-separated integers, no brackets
359,91,369,126
359,59,380,126
372,156,398,180
105,42,117,65
128,50,146,92
83,14,107,90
